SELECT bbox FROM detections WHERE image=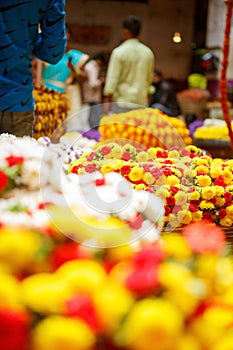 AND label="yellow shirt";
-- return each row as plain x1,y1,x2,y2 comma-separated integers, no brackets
104,38,155,108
